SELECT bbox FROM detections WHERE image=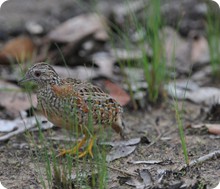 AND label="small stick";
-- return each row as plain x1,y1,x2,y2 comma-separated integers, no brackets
107,165,138,177
179,150,220,170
